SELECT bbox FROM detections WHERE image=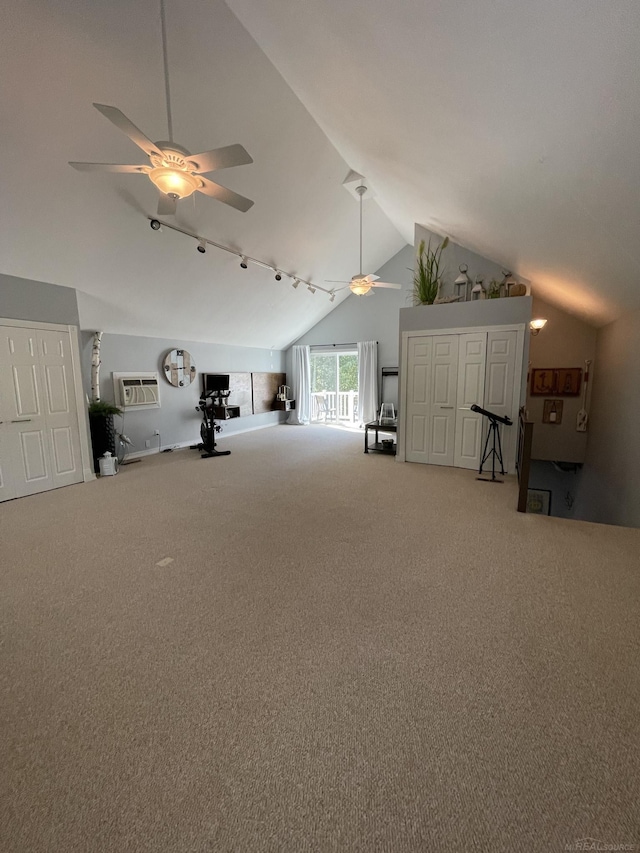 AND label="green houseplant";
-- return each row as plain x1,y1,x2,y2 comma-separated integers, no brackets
88,400,122,473
413,236,450,305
